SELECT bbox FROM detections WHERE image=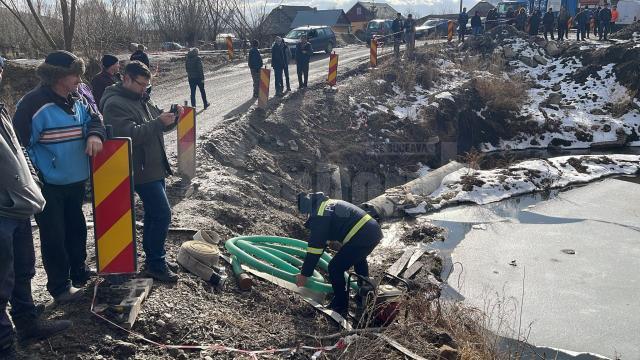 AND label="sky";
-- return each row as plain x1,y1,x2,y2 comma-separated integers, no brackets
263,0,488,17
